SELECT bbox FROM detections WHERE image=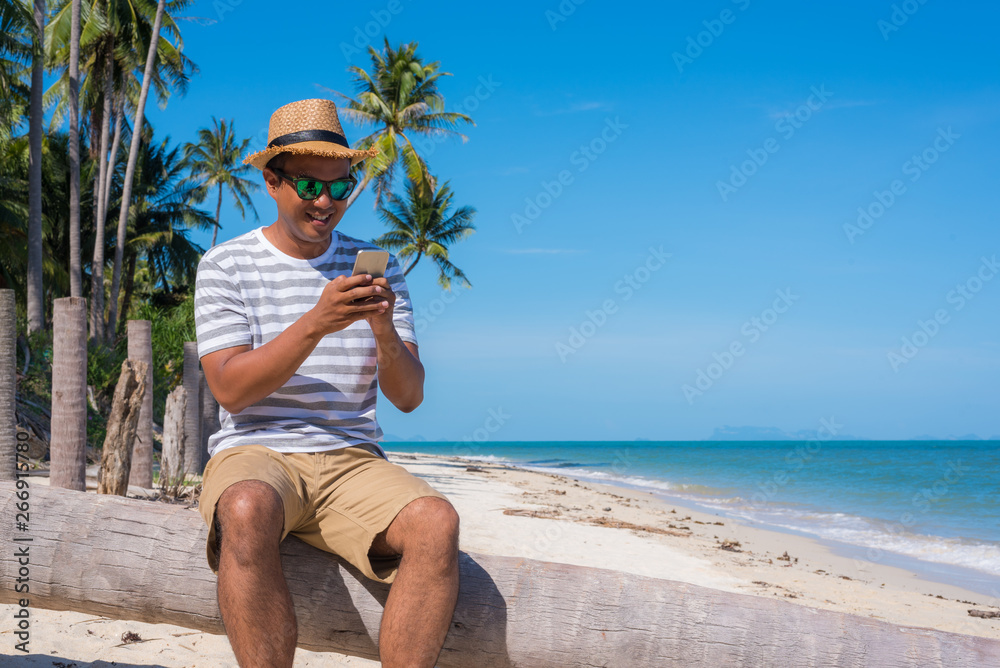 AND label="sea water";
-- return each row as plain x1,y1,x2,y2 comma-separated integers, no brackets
383,440,1000,598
